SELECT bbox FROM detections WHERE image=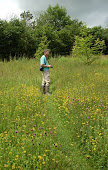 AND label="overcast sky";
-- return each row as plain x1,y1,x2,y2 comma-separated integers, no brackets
0,0,108,27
